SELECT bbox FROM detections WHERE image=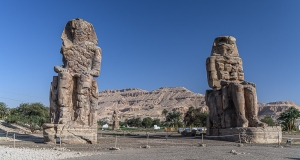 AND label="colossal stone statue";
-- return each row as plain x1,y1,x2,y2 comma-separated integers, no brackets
205,36,282,143
205,36,266,129
43,18,101,144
